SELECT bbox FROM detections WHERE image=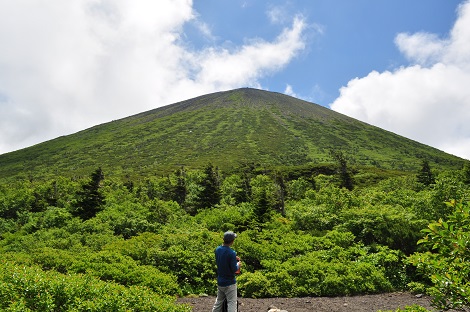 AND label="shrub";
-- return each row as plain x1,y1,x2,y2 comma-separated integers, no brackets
237,271,271,298
287,202,339,232
142,229,221,295
377,305,431,312
0,260,190,312
337,206,425,254
194,203,255,232
408,200,470,310
70,250,180,295
286,177,312,200
238,247,393,297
